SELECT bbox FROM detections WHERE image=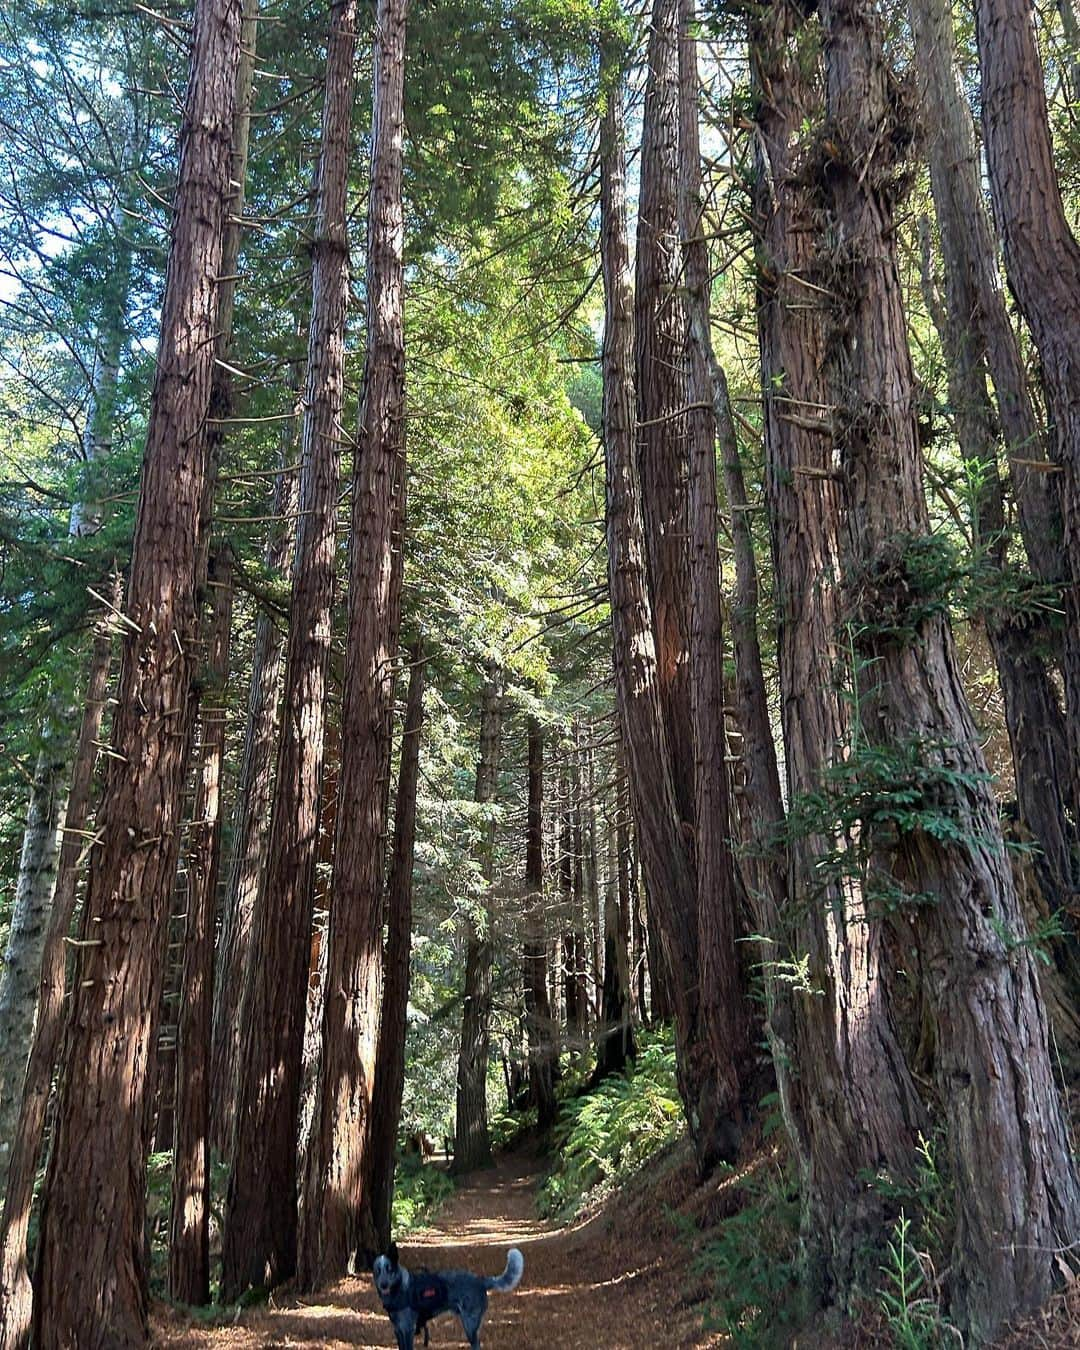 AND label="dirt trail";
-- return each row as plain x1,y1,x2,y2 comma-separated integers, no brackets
154,1153,717,1348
